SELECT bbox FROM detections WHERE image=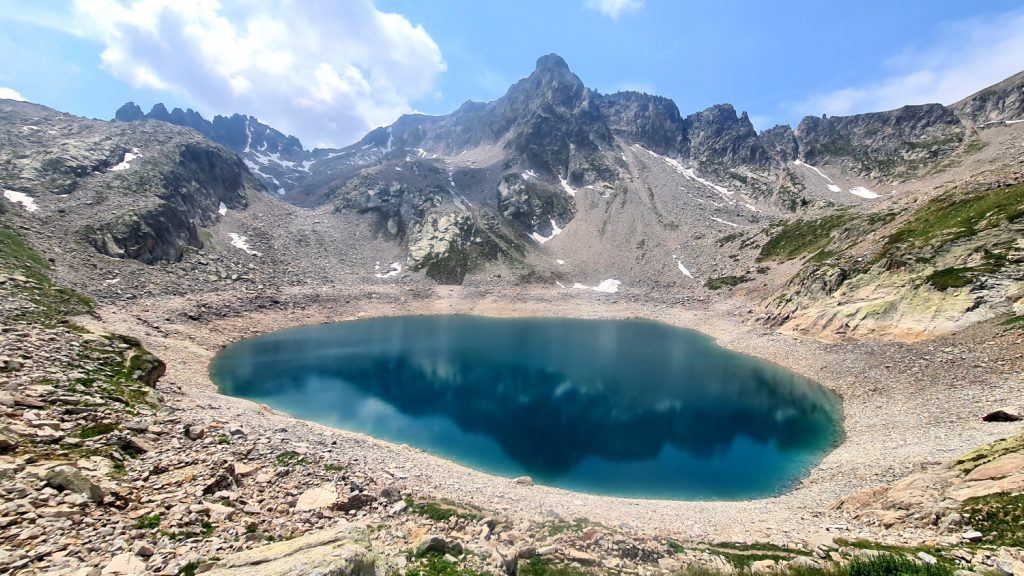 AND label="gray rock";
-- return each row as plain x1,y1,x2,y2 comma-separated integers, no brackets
982,409,1022,422
918,552,938,565
45,465,104,502
961,530,983,542
415,535,448,556
205,522,380,576
512,476,534,486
